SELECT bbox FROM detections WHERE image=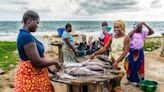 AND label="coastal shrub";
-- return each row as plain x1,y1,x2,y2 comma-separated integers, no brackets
144,37,162,51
